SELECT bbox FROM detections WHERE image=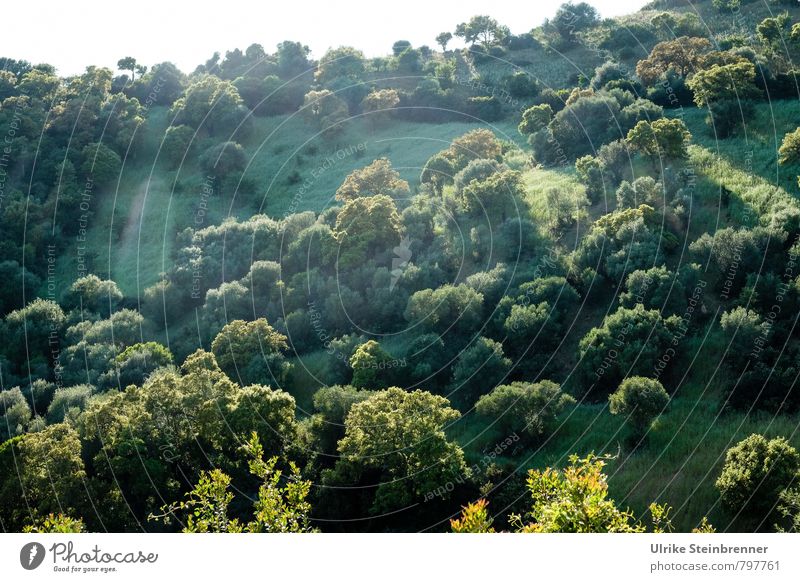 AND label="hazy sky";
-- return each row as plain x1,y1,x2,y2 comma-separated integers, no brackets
4,0,650,76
